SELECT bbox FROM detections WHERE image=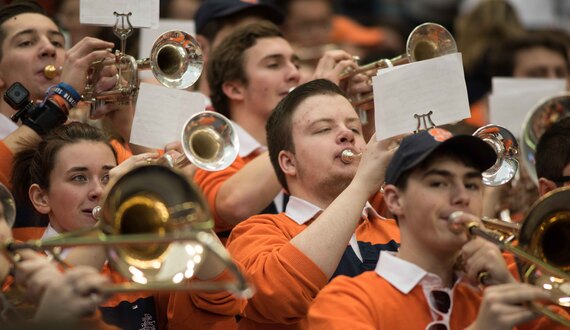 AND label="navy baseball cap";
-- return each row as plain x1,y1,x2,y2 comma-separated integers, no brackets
385,128,497,185
195,0,284,34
